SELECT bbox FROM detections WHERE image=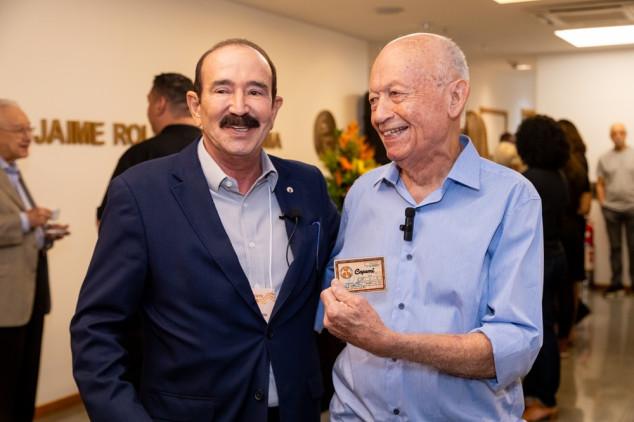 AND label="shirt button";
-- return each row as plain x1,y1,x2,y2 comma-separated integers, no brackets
398,303,405,310
225,180,233,187
249,242,256,248
393,408,400,415
406,254,413,260
266,329,274,339
254,389,264,401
